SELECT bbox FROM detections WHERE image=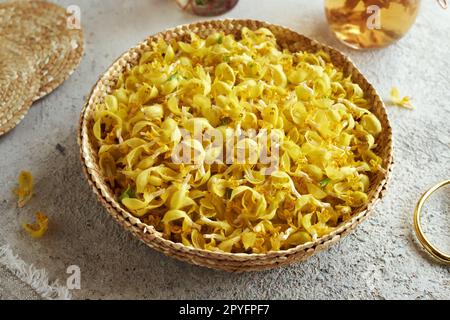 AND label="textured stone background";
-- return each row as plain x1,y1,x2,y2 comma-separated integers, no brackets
1,0,449,299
